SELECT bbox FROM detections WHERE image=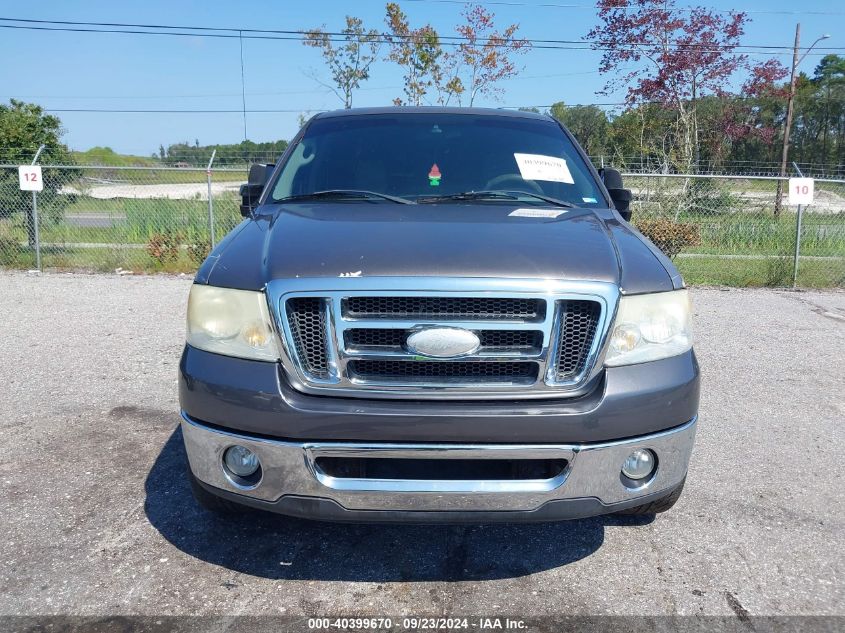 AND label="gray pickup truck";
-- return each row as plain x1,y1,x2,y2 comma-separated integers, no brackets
180,107,699,522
